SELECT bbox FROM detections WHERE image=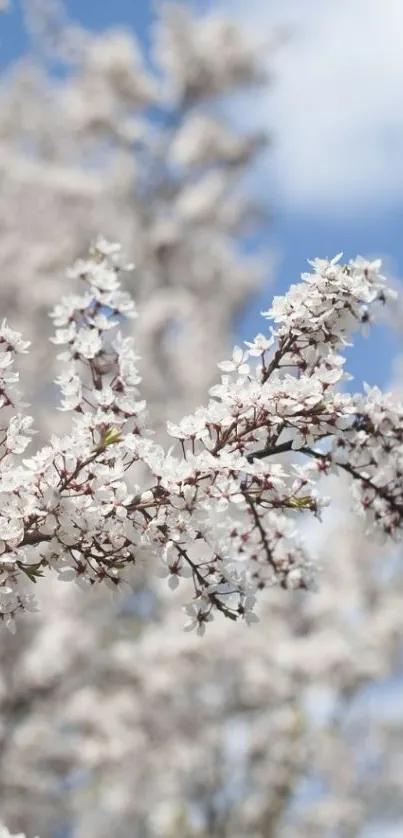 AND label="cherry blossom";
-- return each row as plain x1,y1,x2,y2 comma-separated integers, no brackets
0,238,400,639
